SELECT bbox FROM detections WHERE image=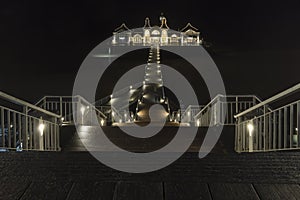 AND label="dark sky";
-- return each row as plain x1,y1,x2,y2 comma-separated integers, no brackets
1,0,300,103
